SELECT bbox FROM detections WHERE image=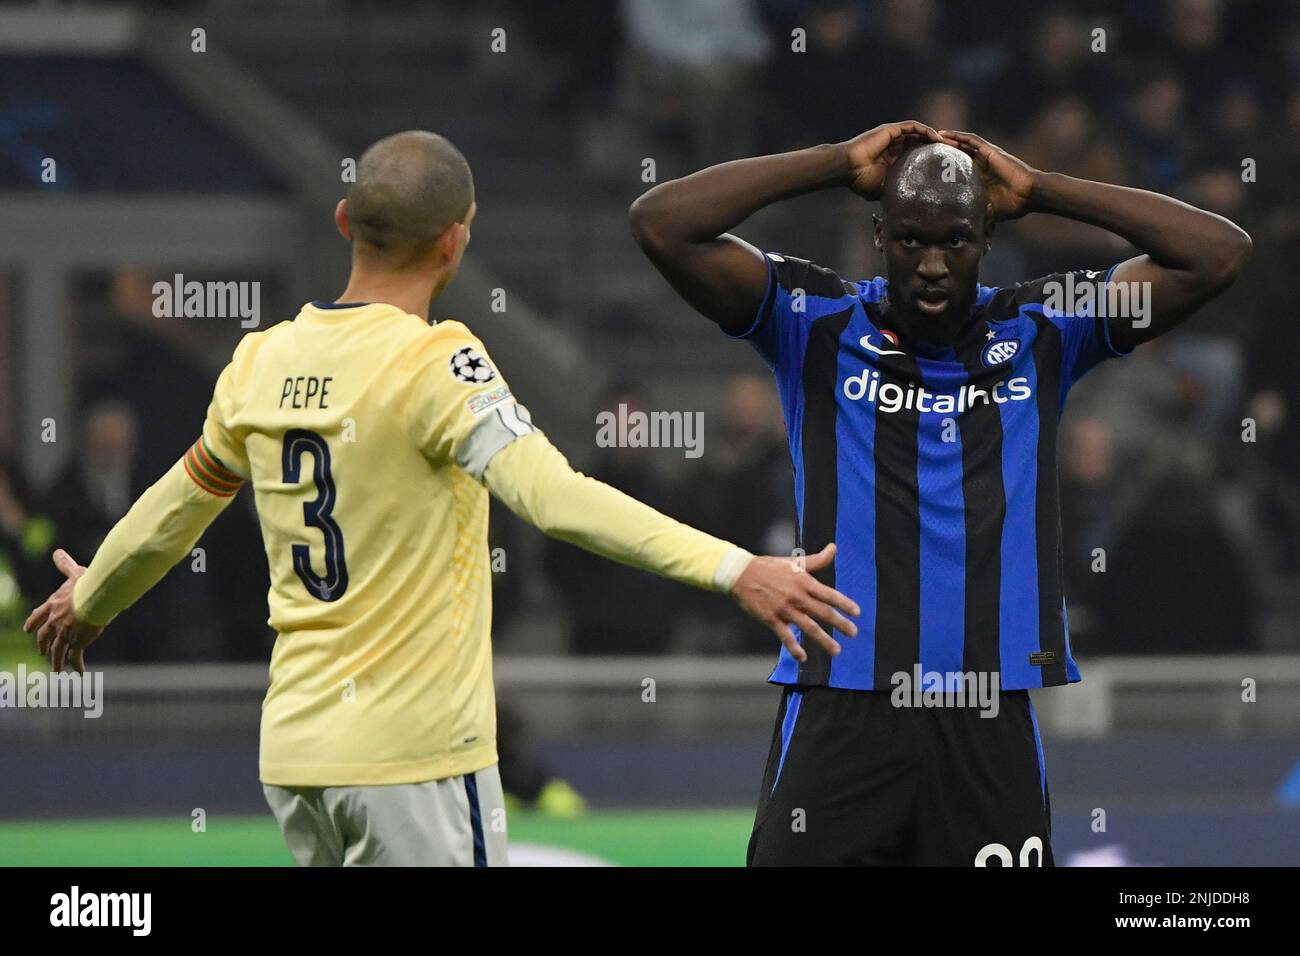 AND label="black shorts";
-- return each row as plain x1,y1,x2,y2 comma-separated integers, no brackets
747,685,1053,866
